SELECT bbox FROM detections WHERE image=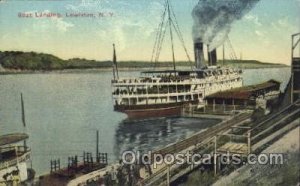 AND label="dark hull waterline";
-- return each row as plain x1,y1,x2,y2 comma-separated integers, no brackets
114,101,197,120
